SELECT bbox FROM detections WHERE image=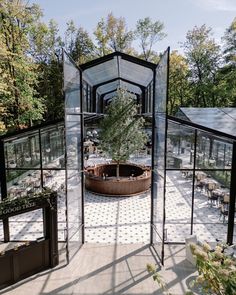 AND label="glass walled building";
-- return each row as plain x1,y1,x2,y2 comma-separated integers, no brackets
0,50,235,267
